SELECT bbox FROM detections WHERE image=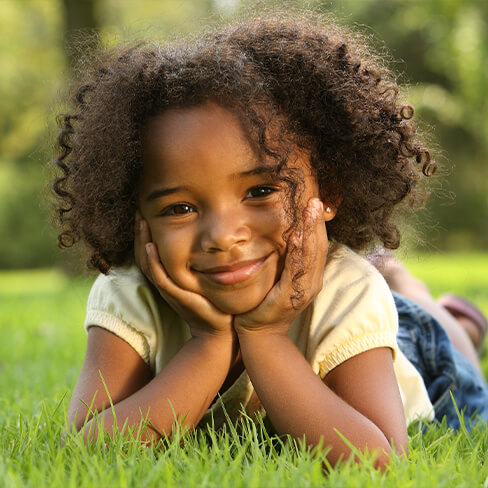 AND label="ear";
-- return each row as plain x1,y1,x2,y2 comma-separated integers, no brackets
322,194,341,222
323,204,337,222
